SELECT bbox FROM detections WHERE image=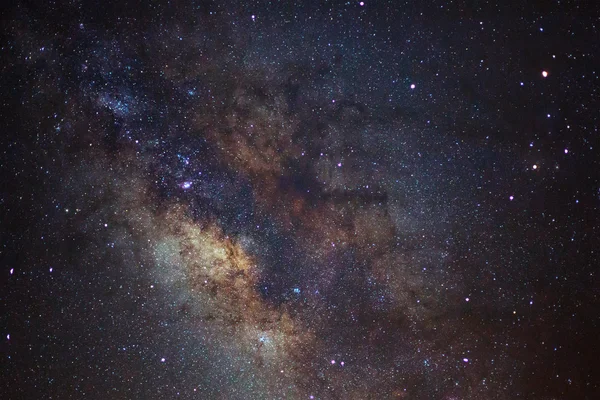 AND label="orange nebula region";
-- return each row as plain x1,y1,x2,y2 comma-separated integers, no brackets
98,163,316,374
149,206,316,369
